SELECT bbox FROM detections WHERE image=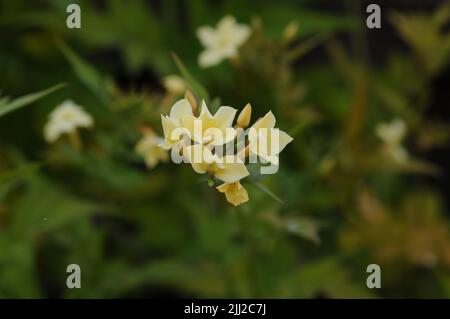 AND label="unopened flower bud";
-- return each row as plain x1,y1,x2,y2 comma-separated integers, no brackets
282,21,299,42
237,103,252,128
185,89,198,114
140,126,155,136
163,75,186,95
